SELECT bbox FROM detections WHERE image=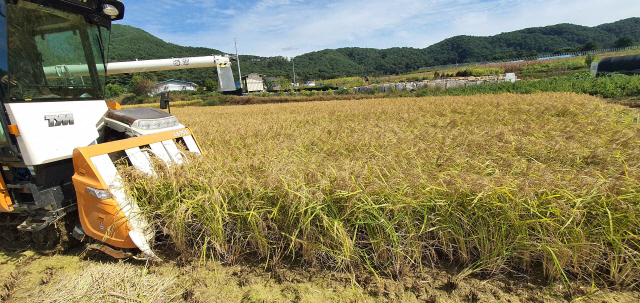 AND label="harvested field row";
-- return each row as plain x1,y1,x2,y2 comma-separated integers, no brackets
127,93,640,287
5,250,638,302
